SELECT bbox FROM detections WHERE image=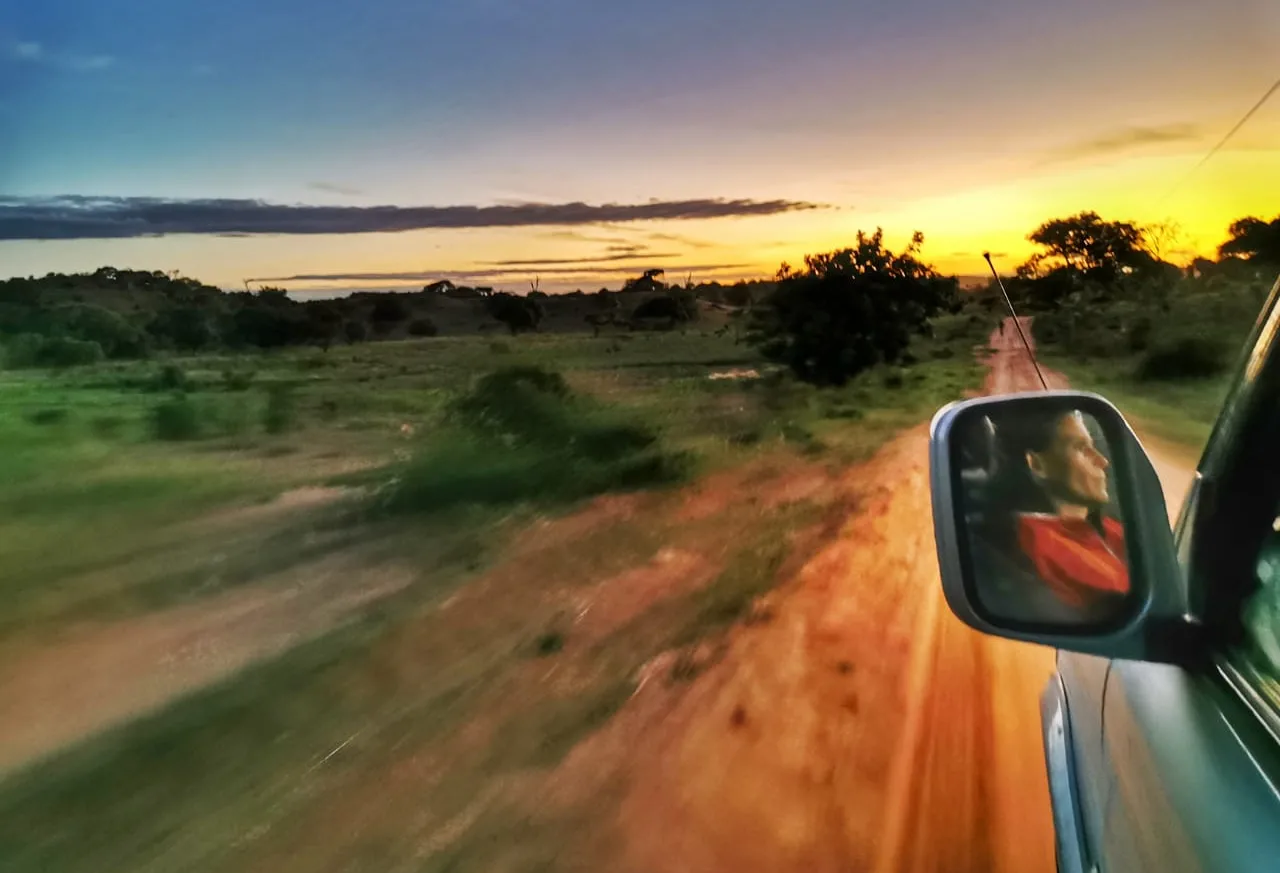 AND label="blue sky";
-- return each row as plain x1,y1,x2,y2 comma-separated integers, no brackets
2,0,1278,290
